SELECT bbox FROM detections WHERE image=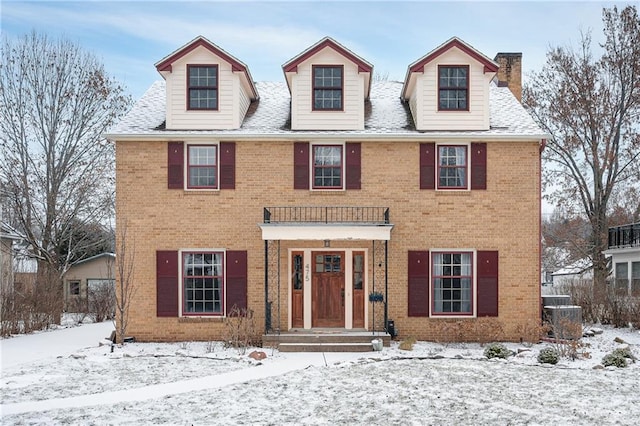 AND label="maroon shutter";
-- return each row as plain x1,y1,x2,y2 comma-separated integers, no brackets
157,250,179,317
345,142,361,190
226,250,247,315
219,142,235,189
420,143,436,189
470,142,487,190
408,250,430,317
293,142,309,189
477,250,499,317
167,142,184,189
